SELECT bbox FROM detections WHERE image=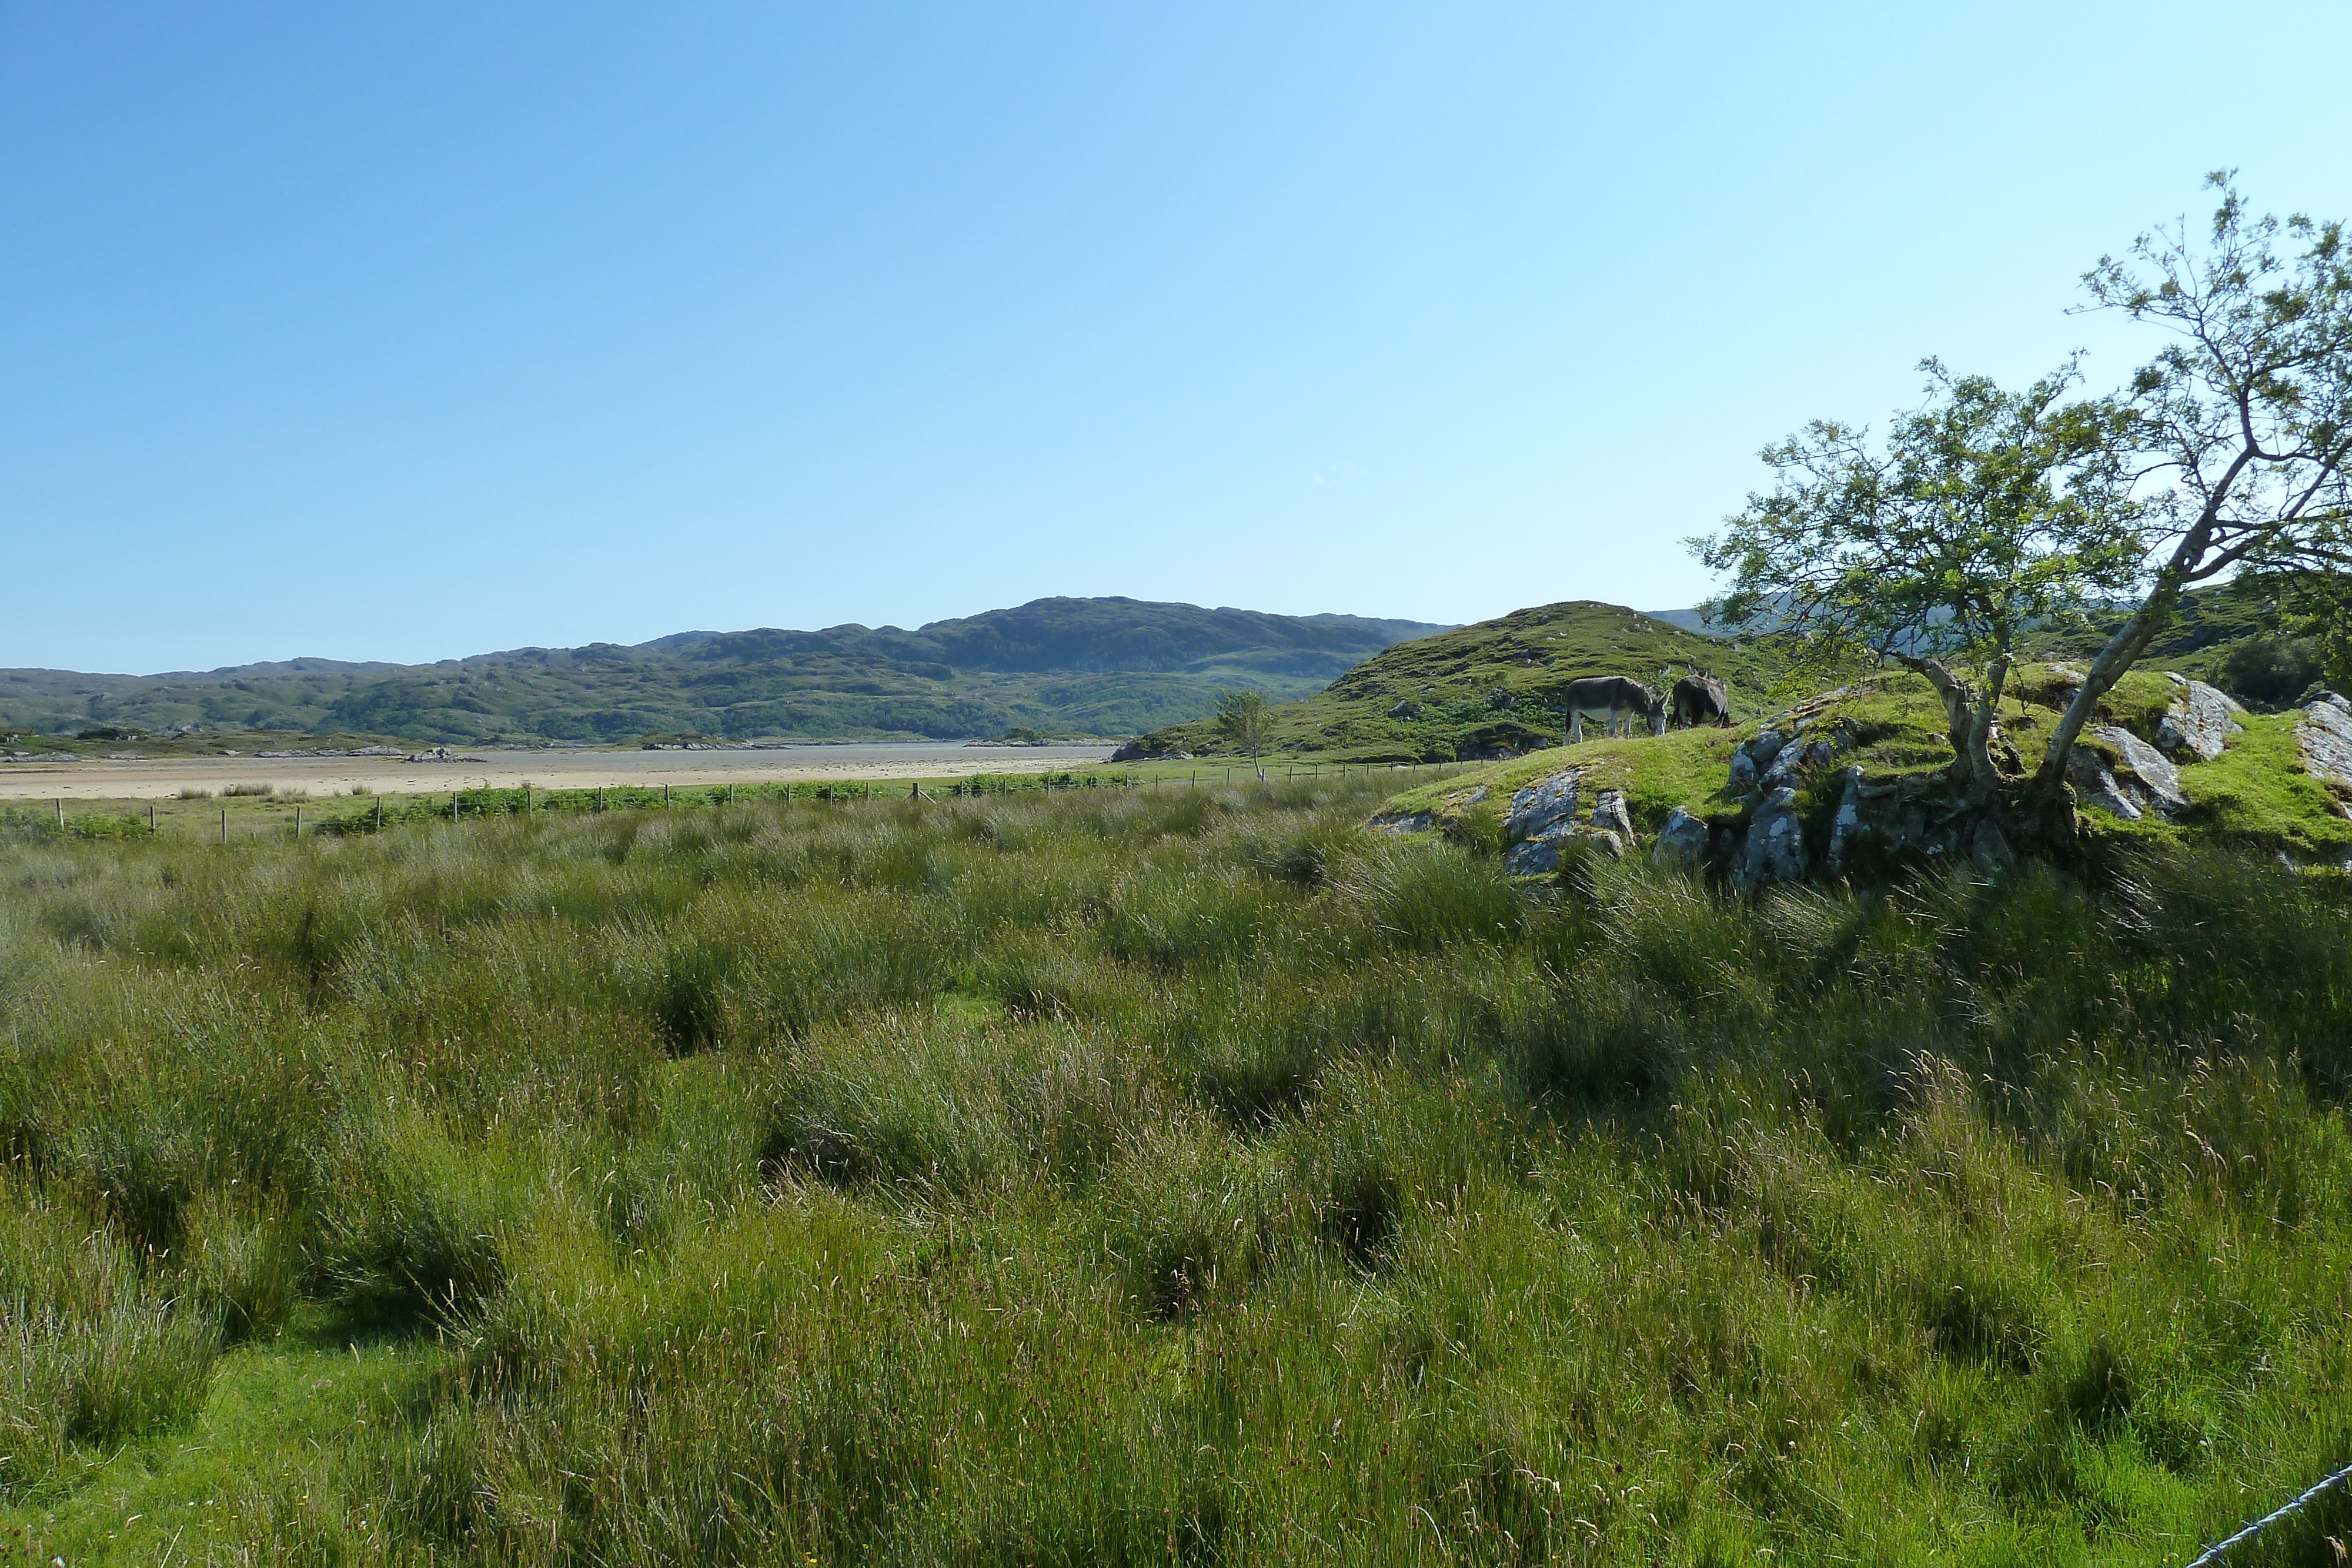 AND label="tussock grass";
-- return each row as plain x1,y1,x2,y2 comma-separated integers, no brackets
2,783,2350,1562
